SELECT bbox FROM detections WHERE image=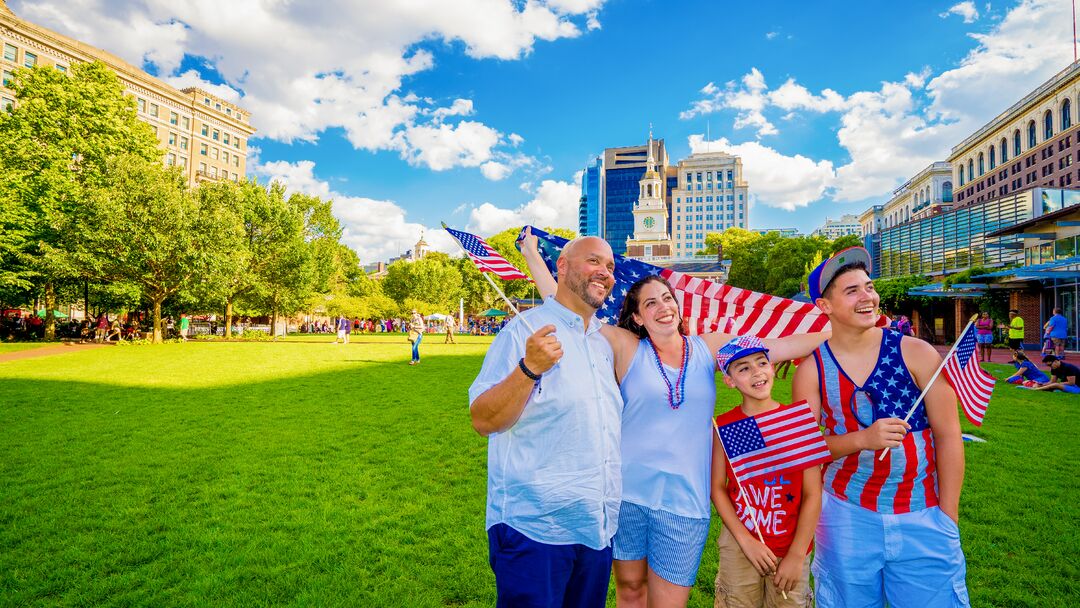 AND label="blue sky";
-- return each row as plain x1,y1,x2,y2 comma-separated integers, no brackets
13,0,1078,262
